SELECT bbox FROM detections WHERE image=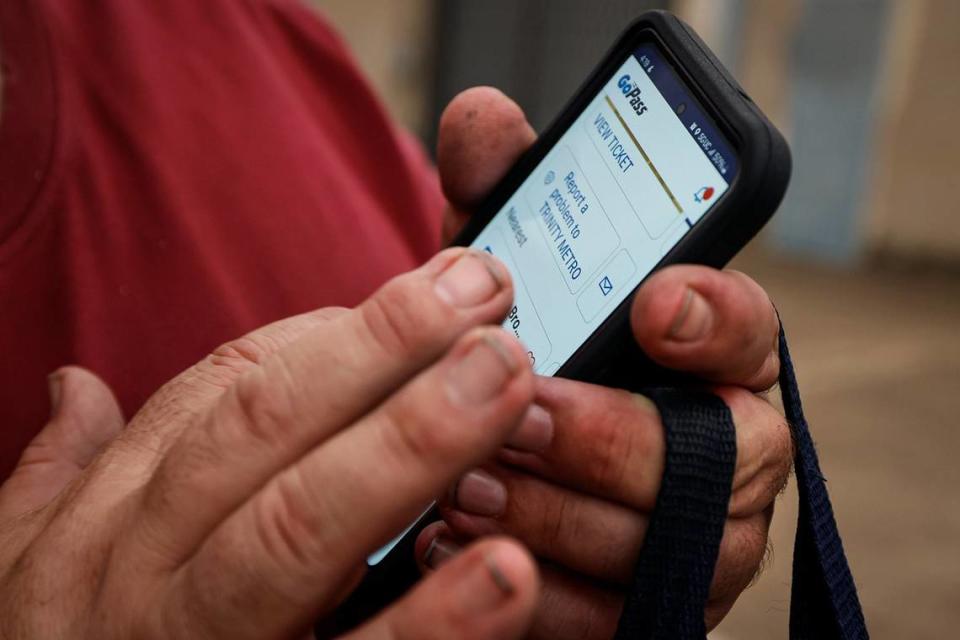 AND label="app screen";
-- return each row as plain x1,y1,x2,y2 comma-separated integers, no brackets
368,42,738,567
471,43,738,375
